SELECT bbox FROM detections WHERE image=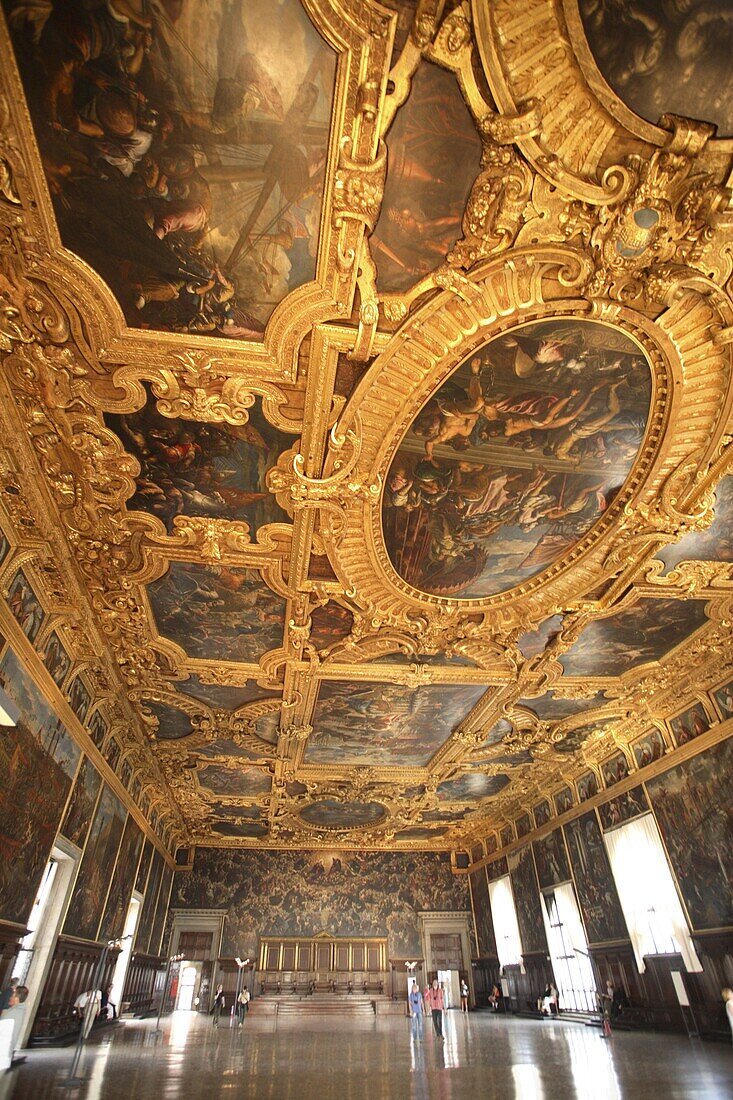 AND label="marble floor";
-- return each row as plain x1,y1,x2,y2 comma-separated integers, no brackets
1,1010,731,1100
